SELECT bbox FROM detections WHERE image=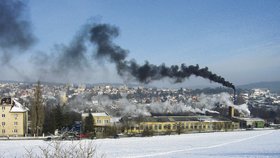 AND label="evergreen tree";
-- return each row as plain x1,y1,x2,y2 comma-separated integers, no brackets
30,81,45,136
54,105,64,130
63,111,82,128
84,111,94,133
43,106,56,134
